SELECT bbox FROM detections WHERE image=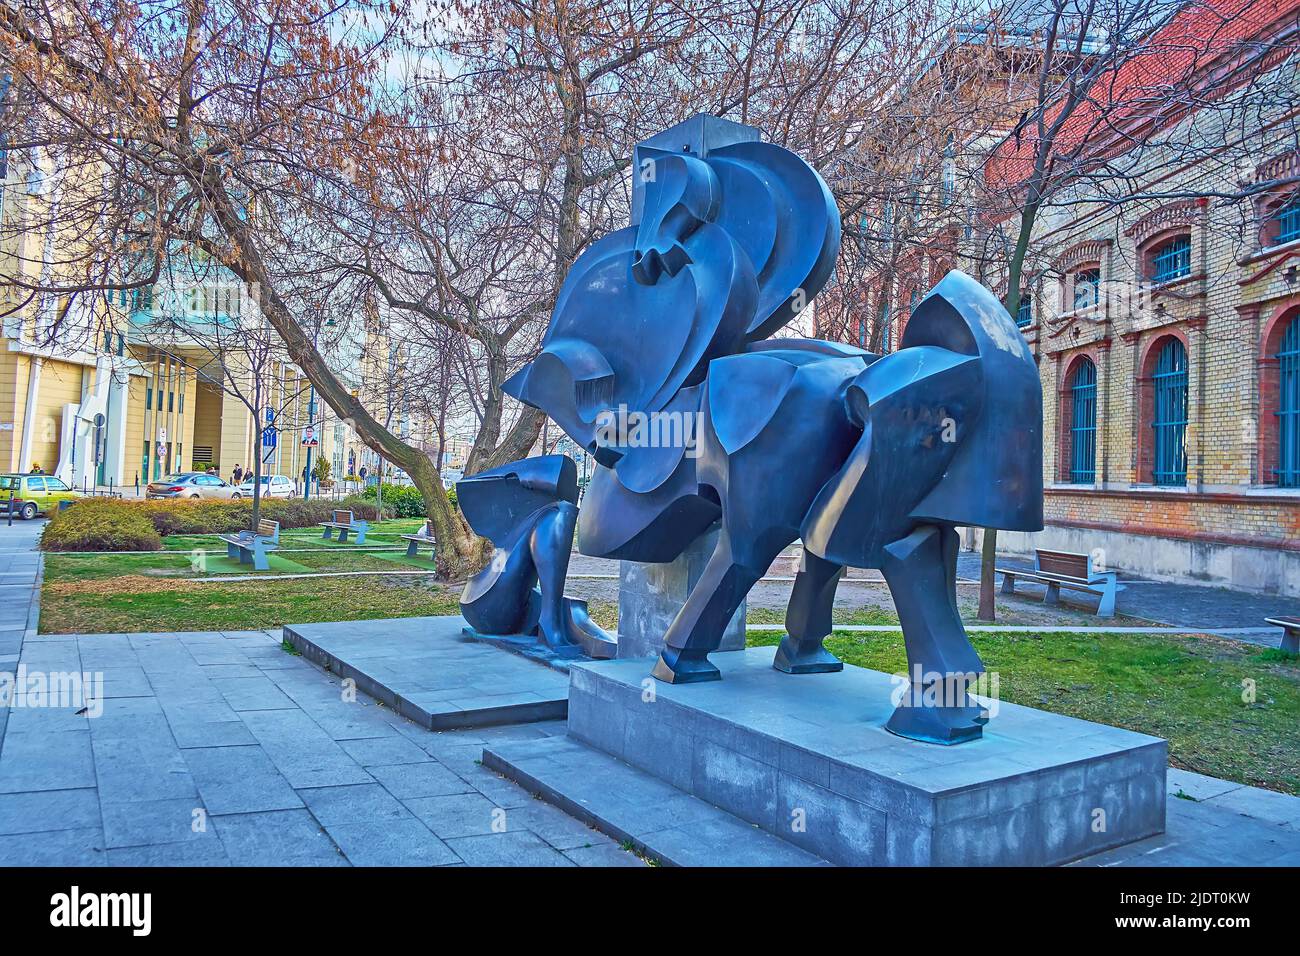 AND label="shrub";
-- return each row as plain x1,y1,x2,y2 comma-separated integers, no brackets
359,481,458,517
40,500,163,552
38,497,382,550
359,482,426,518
